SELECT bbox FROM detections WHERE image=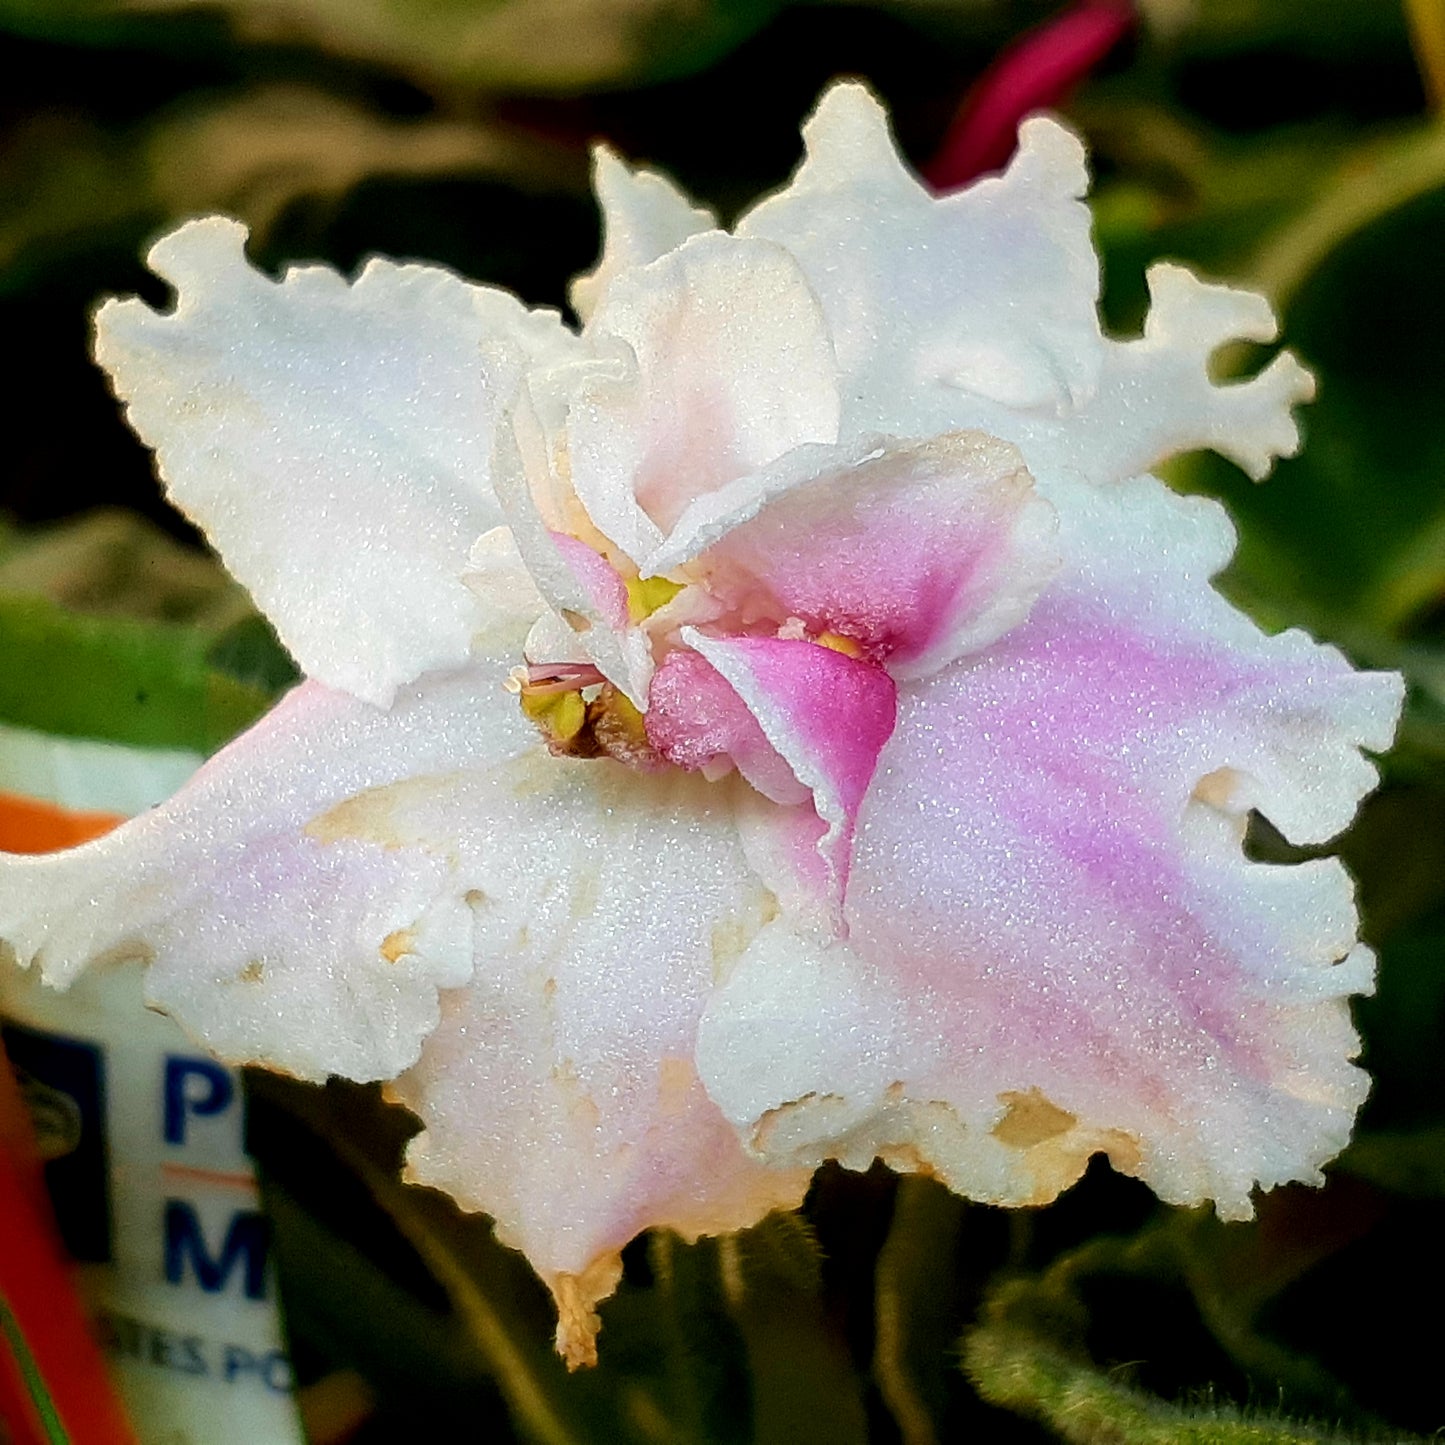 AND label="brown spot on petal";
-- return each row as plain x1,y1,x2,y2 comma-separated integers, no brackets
1098,1129,1142,1176
550,1058,601,1129
550,1254,624,1370
1002,1111,1144,1207
1193,767,1242,810
993,1088,1076,1149
877,1141,942,1179
306,789,403,847
238,959,265,985
709,917,752,980
306,773,475,852
560,608,592,633
569,871,599,923
751,1091,848,1153
379,929,415,965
